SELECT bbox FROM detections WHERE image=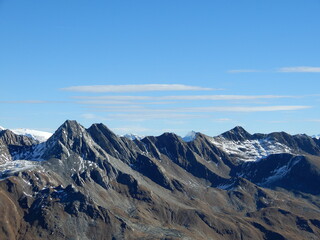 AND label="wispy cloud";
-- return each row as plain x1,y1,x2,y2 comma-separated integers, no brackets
0,100,48,104
62,84,214,93
78,100,176,105
228,66,320,73
88,105,311,113
228,69,262,73
268,120,289,123
61,82,314,132
106,113,207,120
278,66,320,73
194,106,311,112
90,105,310,123
112,126,152,134
74,96,150,100
80,113,97,119
78,100,139,105
74,95,295,101
214,118,232,122
306,119,320,122
0,100,68,104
